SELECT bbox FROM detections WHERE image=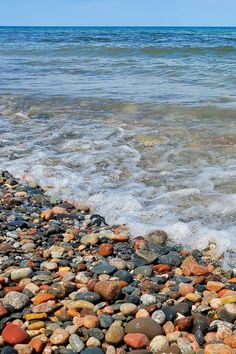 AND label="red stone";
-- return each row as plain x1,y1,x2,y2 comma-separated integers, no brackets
153,264,171,273
133,239,146,250
0,305,8,317
30,338,45,353
98,244,114,257
4,286,22,294
2,324,30,345
124,333,150,348
87,279,98,291
145,304,157,313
